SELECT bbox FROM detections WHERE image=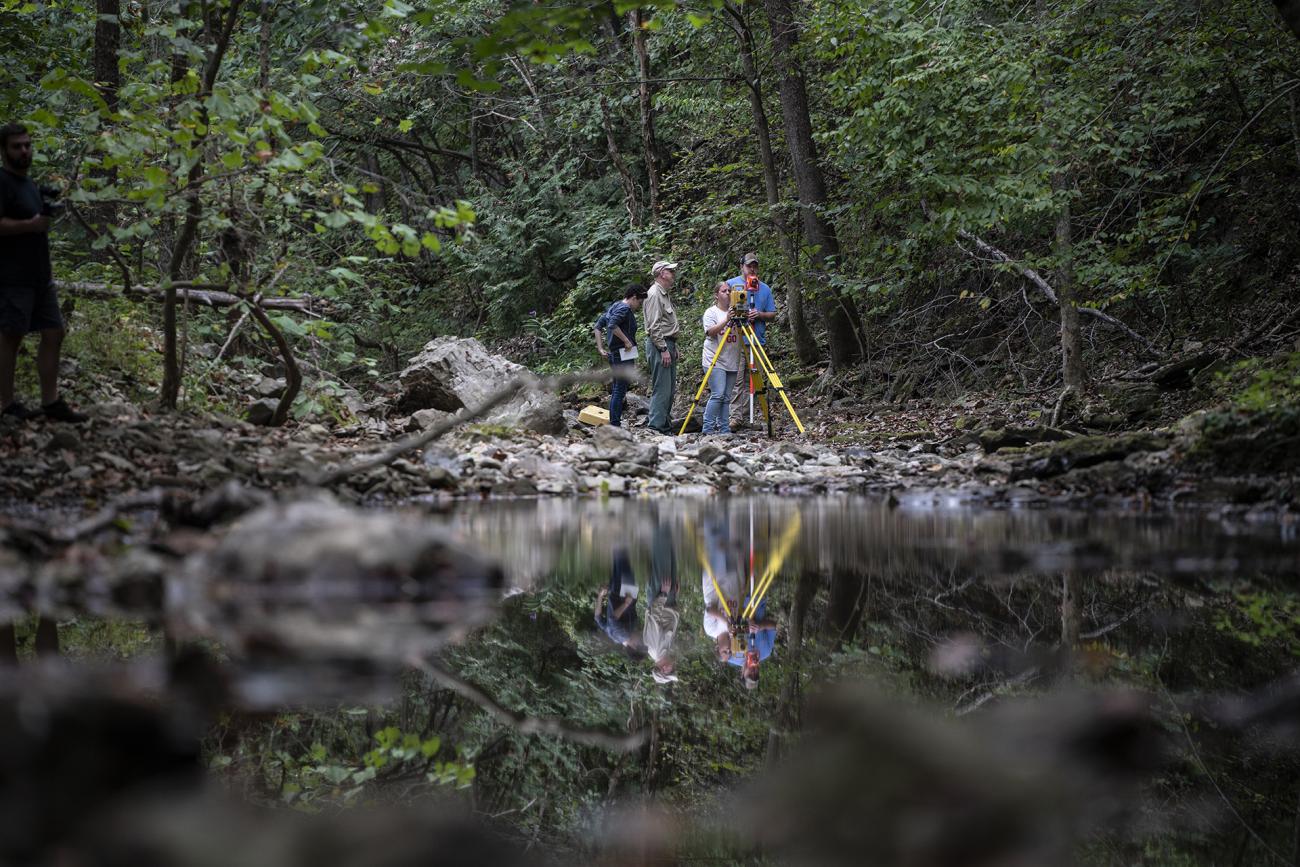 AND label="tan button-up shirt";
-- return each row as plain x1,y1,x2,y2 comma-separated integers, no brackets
643,281,680,351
